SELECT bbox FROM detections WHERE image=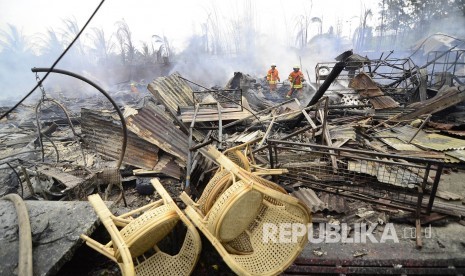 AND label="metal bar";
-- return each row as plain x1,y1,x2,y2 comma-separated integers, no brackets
267,139,443,164
217,102,222,149
20,166,35,198
408,114,432,143
186,104,200,192
274,145,427,169
189,139,214,152
6,162,23,198
387,47,456,88
31,68,127,170
293,56,349,127
291,181,418,213
195,126,222,130
415,162,431,249
35,98,86,165
268,143,274,169
258,116,275,148
427,163,444,213
301,110,317,129
192,89,242,93
223,99,295,129
281,125,313,140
